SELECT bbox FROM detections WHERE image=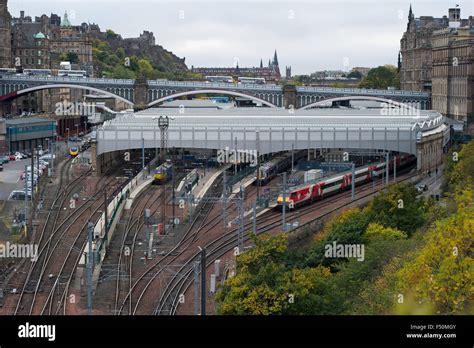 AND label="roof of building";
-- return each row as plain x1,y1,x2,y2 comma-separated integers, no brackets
61,12,72,27
6,117,55,126
33,32,46,39
102,107,444,132
135,106,440,118
12,21,43,47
